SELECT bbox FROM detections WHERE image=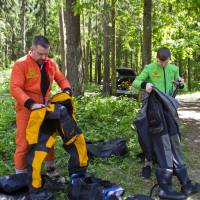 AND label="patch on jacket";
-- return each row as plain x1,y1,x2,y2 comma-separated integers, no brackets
26,68,39,79
152,70,161,79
